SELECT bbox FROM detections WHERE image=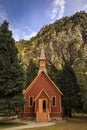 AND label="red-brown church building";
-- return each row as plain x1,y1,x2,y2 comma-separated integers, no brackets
23,46,63,121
